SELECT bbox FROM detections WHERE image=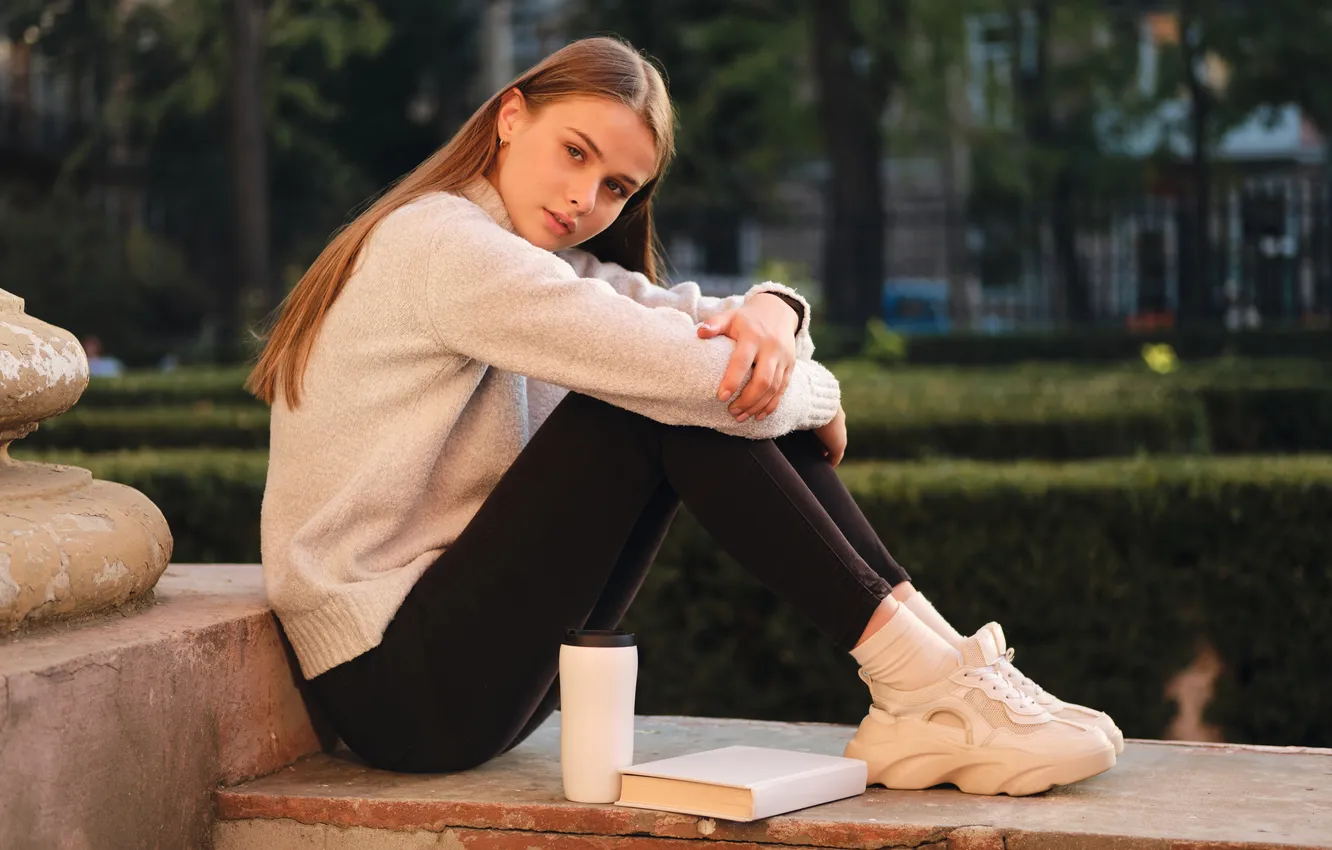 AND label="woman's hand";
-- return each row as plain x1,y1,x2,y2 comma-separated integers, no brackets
814,405,847,467
696,293,799,422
